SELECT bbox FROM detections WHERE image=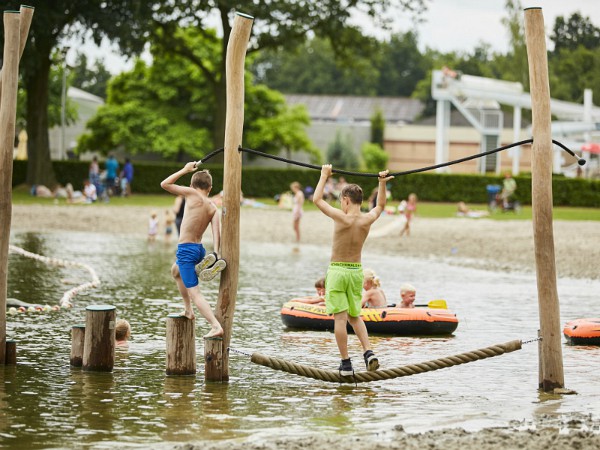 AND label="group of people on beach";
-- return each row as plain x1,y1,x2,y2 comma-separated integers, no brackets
160,160,404,375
